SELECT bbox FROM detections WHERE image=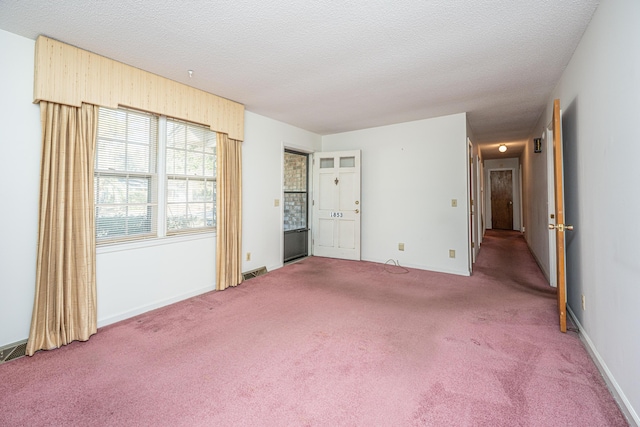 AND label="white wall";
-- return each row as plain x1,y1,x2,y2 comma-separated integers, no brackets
521,127,551,281
484,158,521,231
522,0,640,422
0,29,322,348
0,30,41,347
322,114,471,276
242,111,322,274
95,235,216,326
